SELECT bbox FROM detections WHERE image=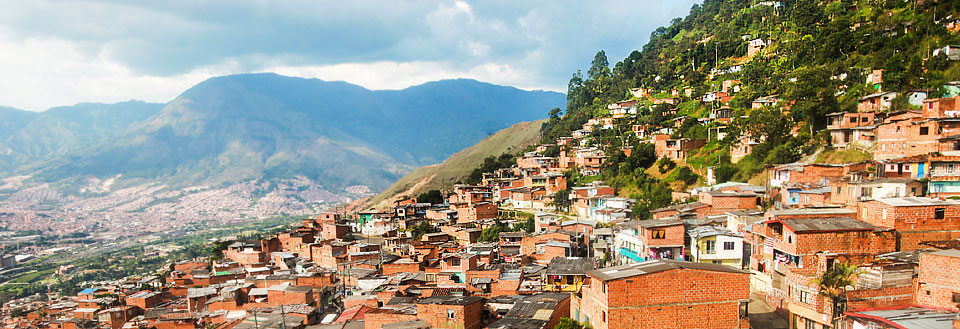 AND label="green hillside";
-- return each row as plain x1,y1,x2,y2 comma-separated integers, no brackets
363,119,546,210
